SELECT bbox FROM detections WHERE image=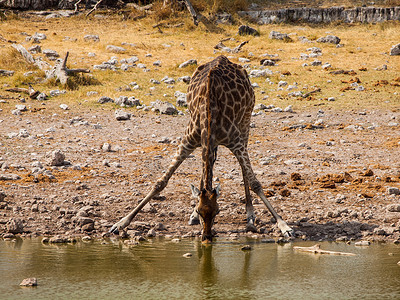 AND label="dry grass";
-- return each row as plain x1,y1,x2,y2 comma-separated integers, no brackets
0,12,399,112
